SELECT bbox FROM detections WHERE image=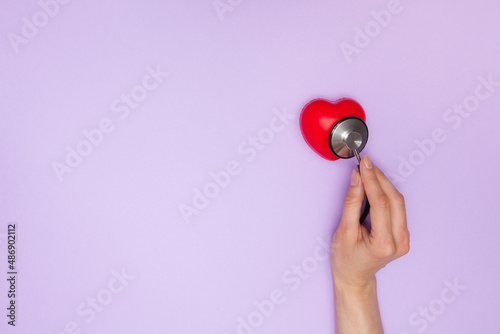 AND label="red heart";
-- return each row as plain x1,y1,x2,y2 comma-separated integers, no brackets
299,98,366,161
